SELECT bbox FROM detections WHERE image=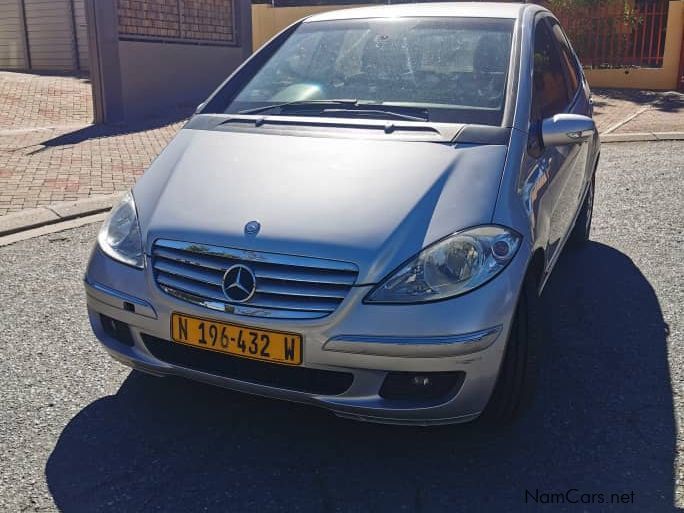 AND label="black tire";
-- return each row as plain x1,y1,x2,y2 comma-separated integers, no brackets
479,269,544,425
568,174,595,247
